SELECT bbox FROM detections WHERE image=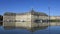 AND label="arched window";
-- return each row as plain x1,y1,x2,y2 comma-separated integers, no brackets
34,19,40,23
22,20,25,22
